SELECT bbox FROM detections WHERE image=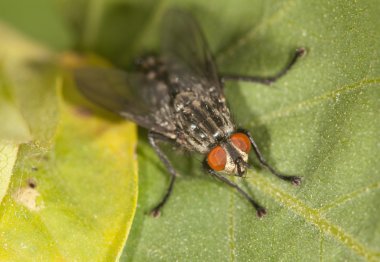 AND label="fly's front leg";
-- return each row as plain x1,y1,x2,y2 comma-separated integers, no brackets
221,48,306,85
203,160,267,217
239,129,302,185
148,131,178,217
